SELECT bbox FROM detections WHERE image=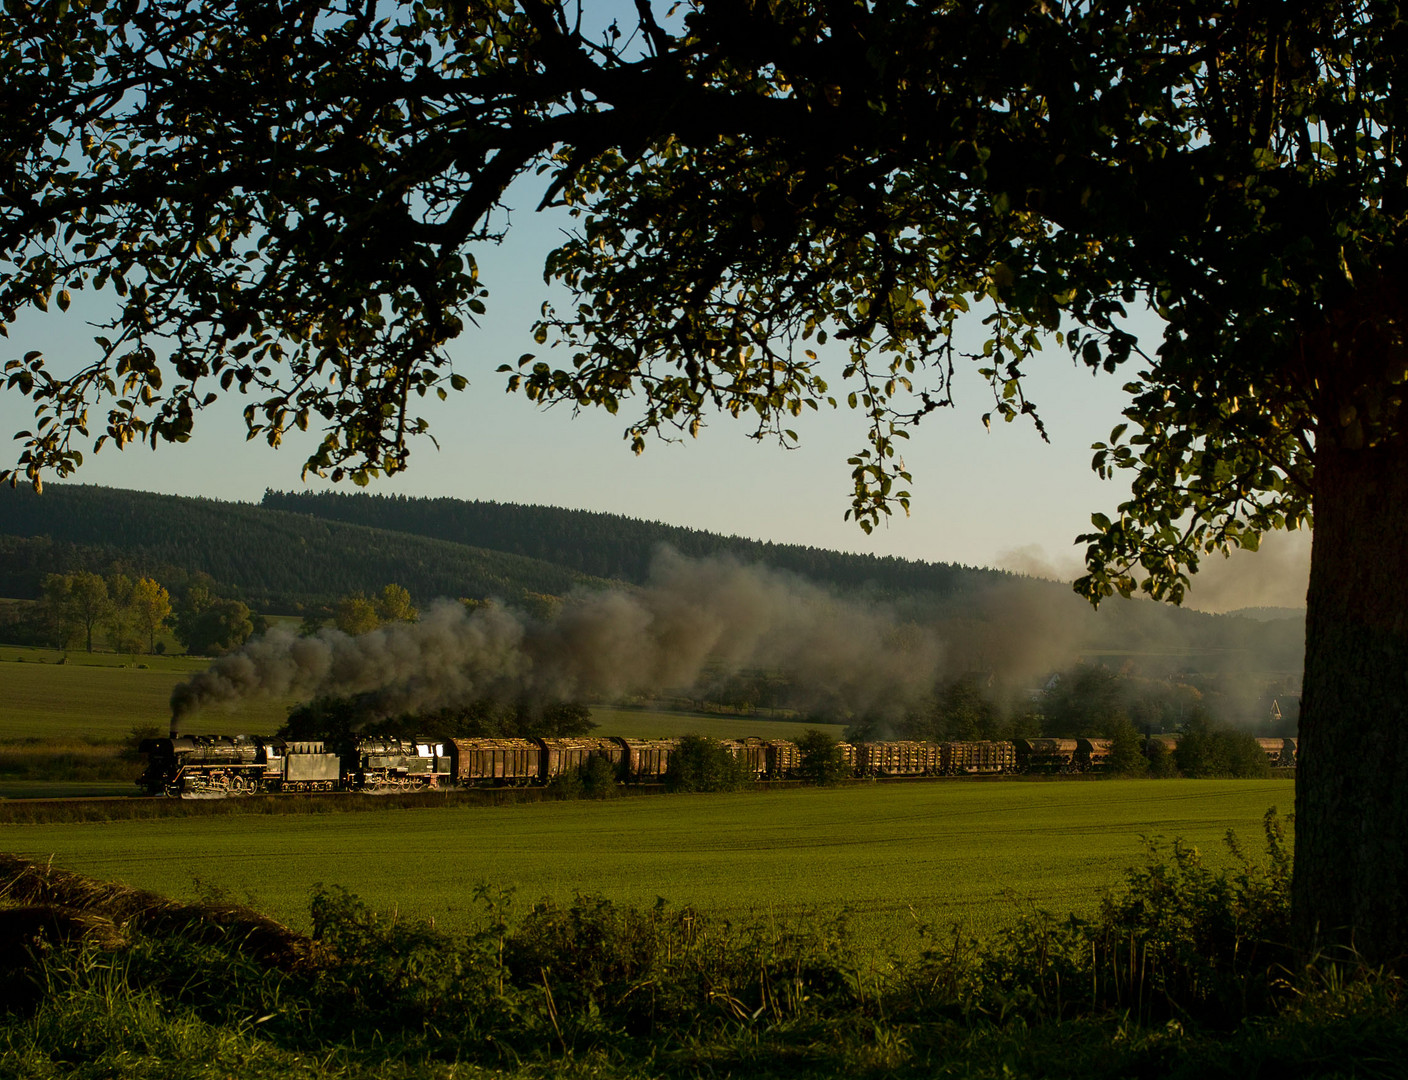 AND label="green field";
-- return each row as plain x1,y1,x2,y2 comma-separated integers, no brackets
2,779,1294,950
0,652,297,740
